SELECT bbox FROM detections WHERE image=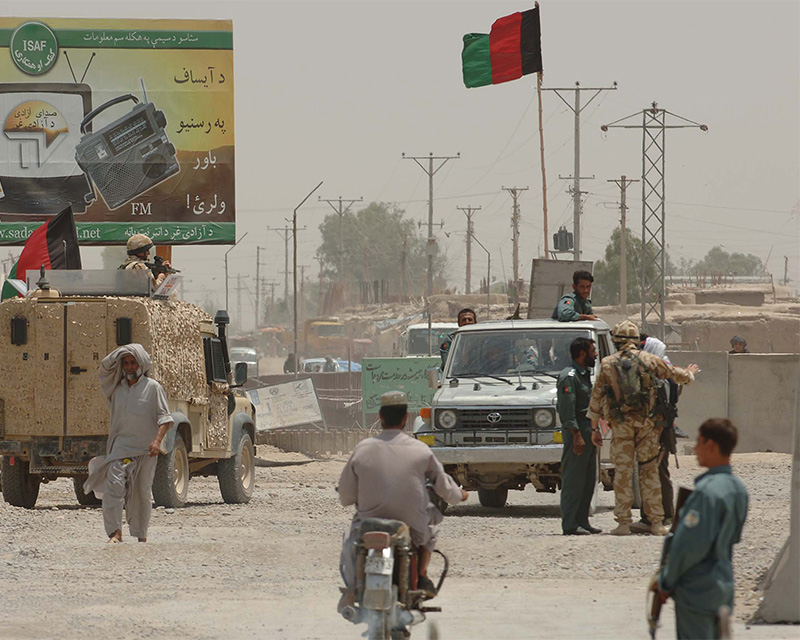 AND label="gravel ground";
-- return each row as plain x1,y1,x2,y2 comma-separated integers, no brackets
0,447,793,640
